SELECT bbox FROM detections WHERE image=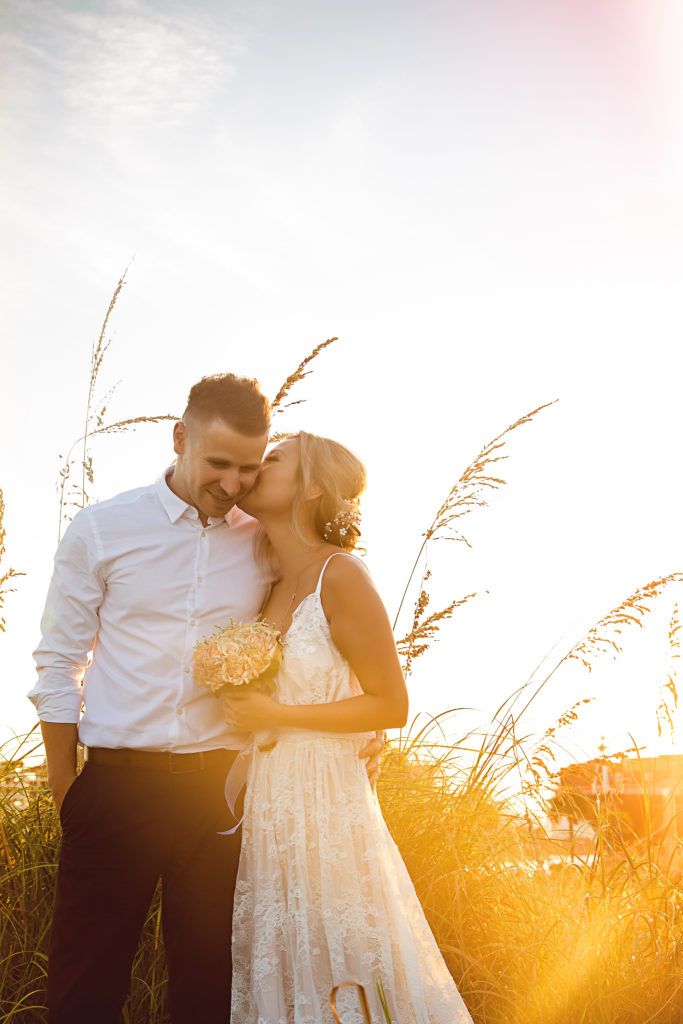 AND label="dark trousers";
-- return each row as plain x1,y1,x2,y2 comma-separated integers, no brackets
48,755,241,1024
